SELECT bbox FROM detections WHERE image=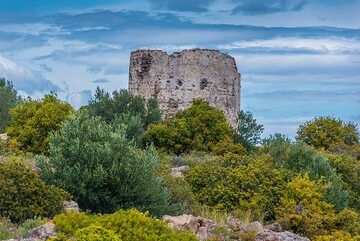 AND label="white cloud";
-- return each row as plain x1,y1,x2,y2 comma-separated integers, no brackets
0,53,60,94
219,37,360,54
